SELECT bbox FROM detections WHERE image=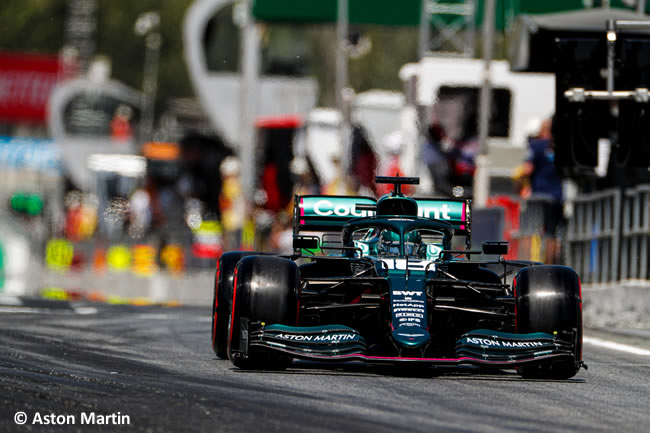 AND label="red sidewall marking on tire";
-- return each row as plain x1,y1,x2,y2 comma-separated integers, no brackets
212,262,220,345
578,277,583,360
228,268,239,345
513,276,518,332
